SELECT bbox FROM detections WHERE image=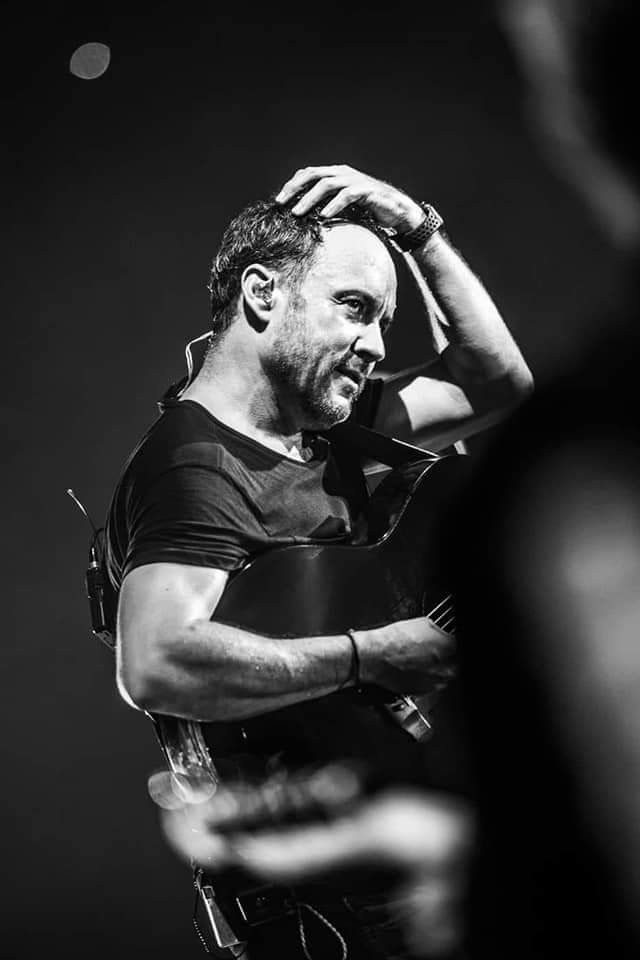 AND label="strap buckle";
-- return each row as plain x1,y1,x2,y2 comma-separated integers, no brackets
193,869,247,955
